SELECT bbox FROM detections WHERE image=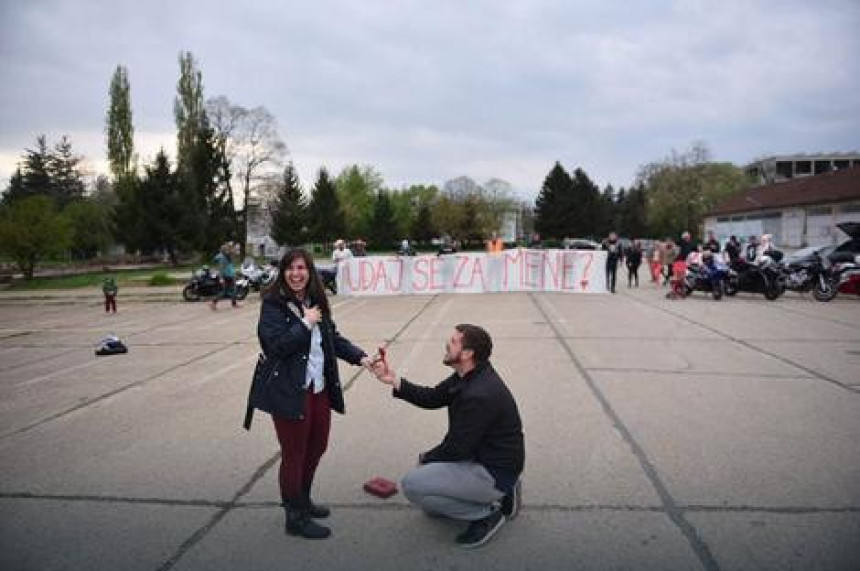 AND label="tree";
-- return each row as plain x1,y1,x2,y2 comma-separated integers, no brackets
138,151,184,263
206,97,286,254
65,199,115,259
1,168,26,205
638,142,750,238
431,194,464,241
0,196,72,279
48,136,85,207
106,65,135,181
307,168,343,246
233,106,286,255
368,191,397,249
174,51,206,178
336,165,381,238
18,135,54,202
534,162,573,240
569,168,601,238
268,162,307,247
413,201,437,244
